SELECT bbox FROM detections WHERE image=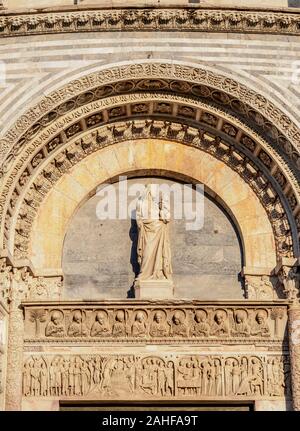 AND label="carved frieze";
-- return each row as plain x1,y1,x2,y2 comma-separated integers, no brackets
23,302,288,344
0,8,299,40
22,353,291,400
